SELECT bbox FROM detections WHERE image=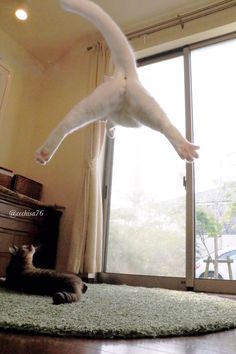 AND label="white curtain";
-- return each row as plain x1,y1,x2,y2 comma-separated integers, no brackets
67,42,111,273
